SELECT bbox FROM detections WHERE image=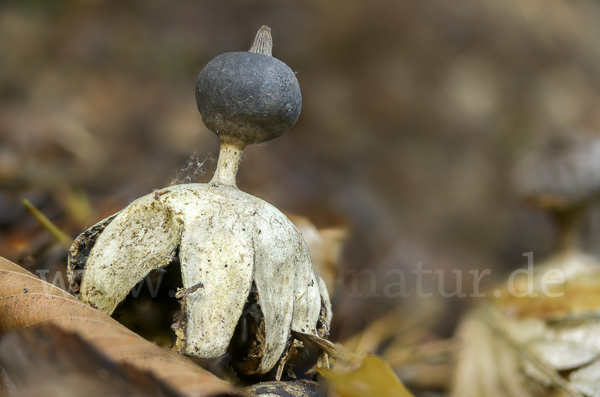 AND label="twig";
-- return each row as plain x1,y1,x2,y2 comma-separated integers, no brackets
23,199,72,251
